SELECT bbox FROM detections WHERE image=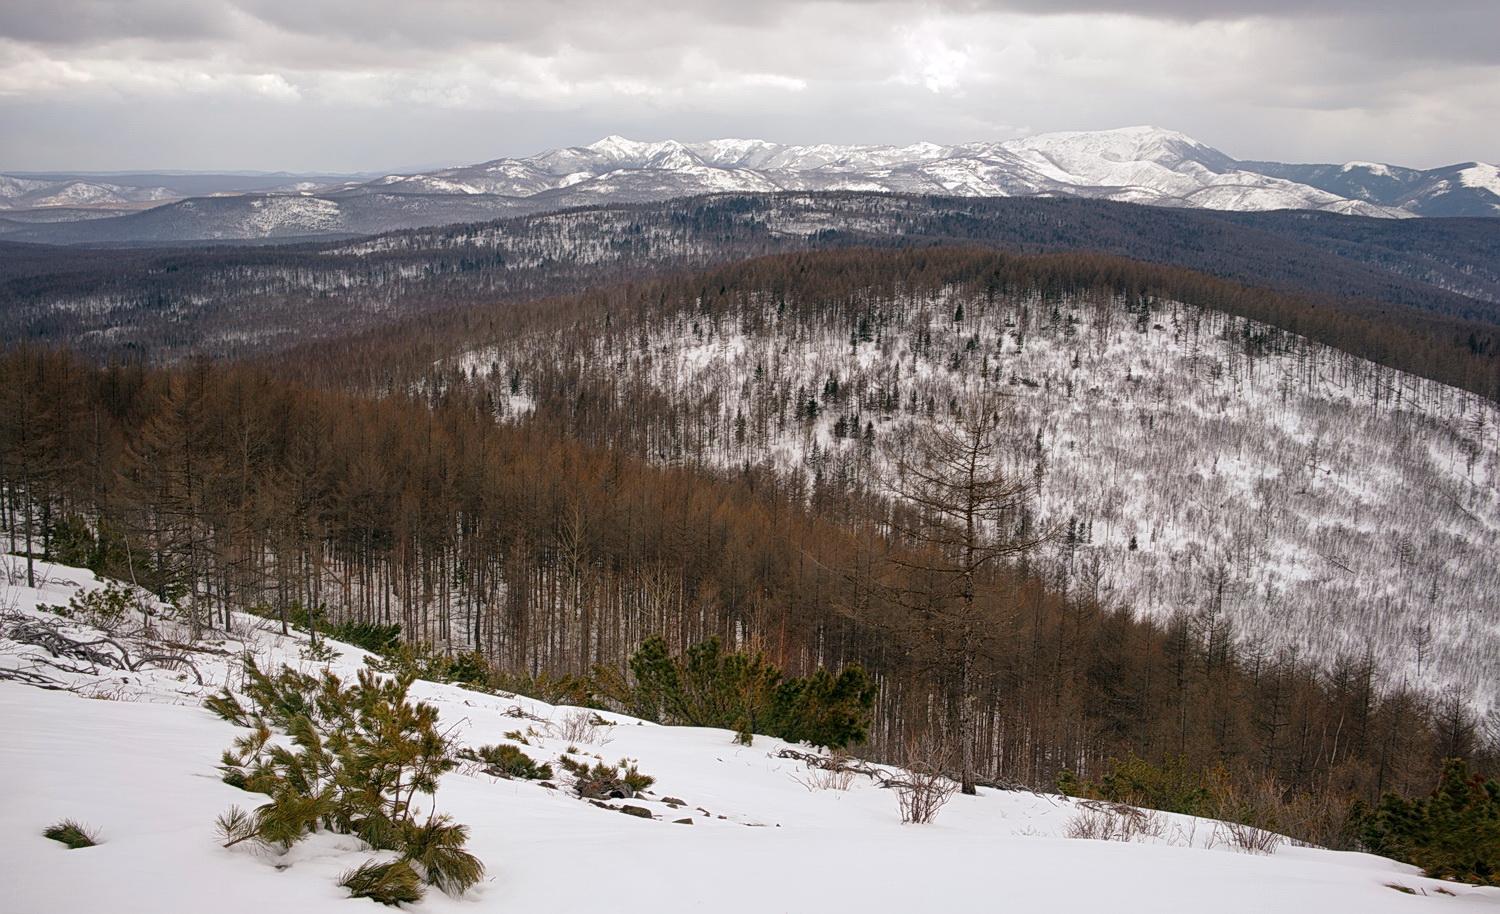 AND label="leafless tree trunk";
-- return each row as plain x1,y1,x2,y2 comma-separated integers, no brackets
876,399,1051,794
